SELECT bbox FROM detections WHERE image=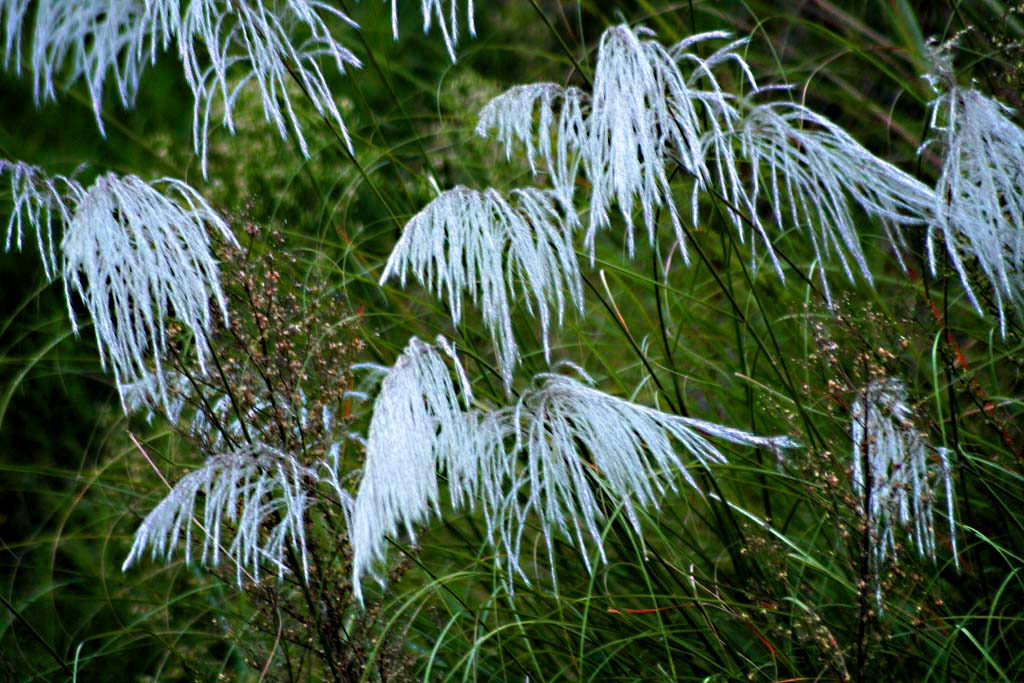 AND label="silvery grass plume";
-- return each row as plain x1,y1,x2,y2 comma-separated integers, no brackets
181,0,362,175
1,0,153,126
2,0,478,171
62,173,236,411
0,0,26,69
925,46,1024,332
500,367,798,588
476,28,748,261
350,340,799,598
380,186,583,390
850,379,958,603
476,83,588,209
389,0,475,62
1,159,84,280
675,33,754,225
475,26,939,300
350,336,472,602
729,101,936,301
584,25,713,258
0,0,360,174
123,443,328,586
